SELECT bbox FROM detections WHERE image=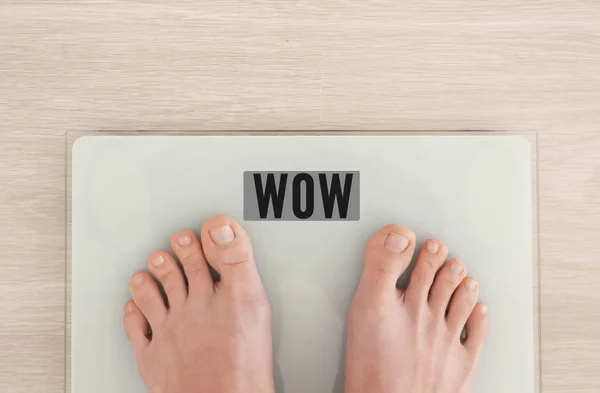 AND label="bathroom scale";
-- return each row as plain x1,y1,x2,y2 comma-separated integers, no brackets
71,135,536,393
